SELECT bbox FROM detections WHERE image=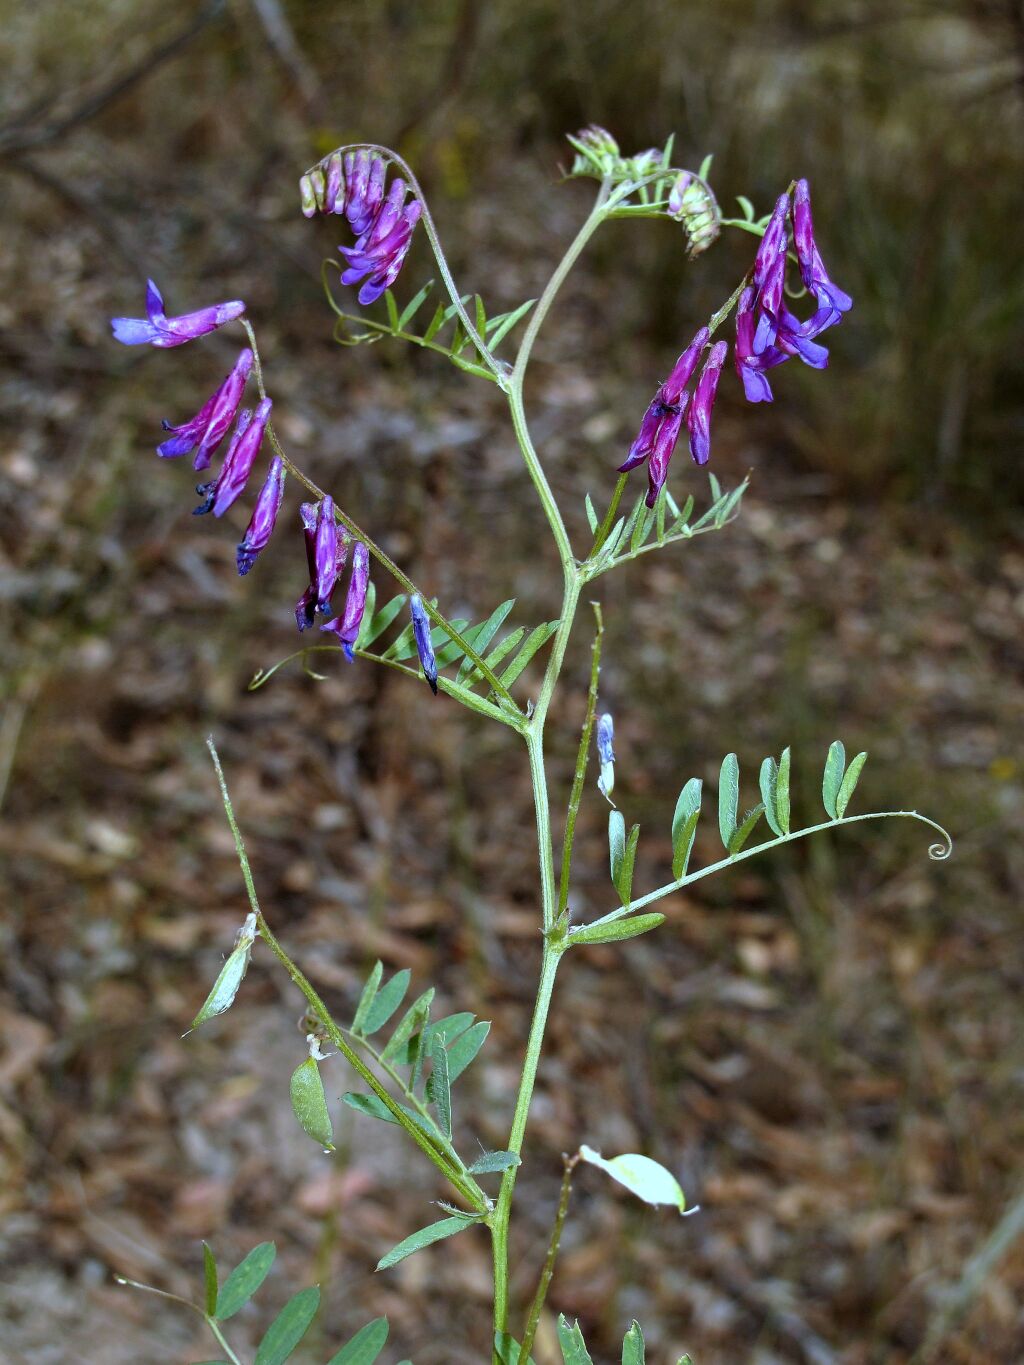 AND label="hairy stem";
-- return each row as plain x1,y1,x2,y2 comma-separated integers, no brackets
519,1153,580,1362
557,603,604,915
